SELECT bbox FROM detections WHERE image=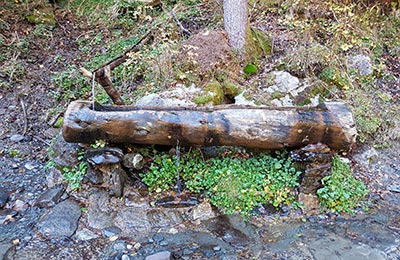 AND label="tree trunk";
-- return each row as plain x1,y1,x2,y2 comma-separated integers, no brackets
223,0,248,54
62,101,357,151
